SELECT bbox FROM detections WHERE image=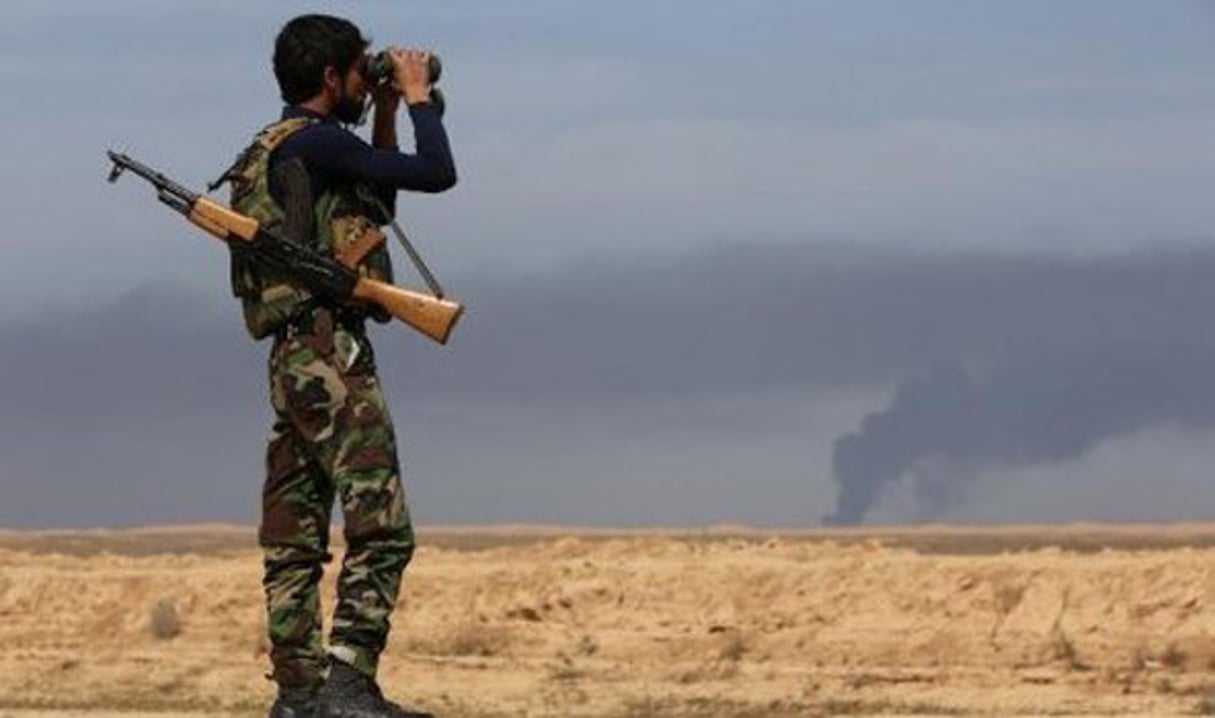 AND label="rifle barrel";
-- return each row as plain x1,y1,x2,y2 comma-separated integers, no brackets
106,150,199,204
